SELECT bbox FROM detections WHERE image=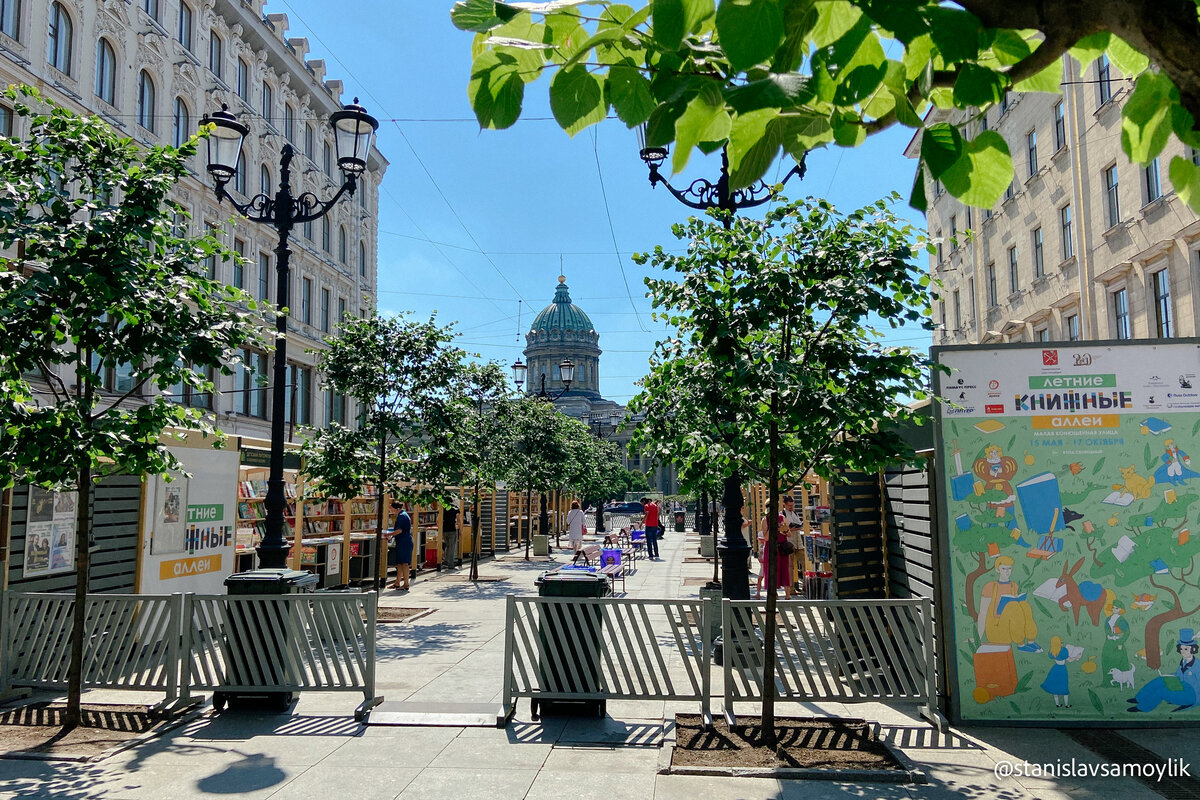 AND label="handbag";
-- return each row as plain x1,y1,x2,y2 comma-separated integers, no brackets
778,539,796,556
